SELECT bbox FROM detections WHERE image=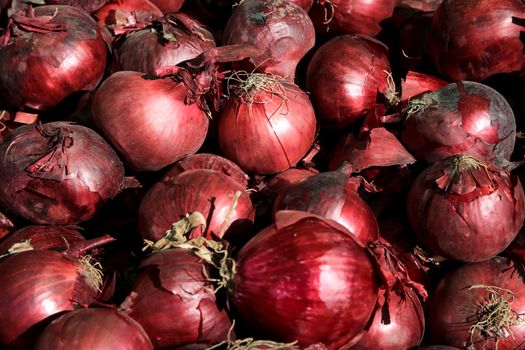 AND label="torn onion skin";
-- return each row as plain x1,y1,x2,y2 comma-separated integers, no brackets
94,0,163,30
45,0,108,13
